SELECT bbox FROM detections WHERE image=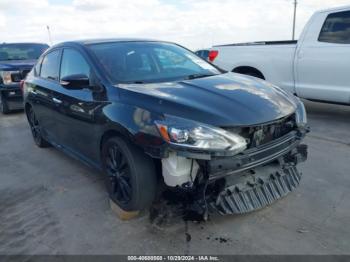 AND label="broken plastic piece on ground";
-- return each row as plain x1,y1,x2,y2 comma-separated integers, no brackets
110,199,140,220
